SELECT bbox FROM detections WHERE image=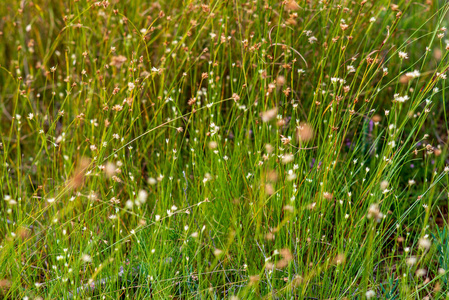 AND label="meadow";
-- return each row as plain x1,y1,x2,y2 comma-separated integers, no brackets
1,0,449,298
